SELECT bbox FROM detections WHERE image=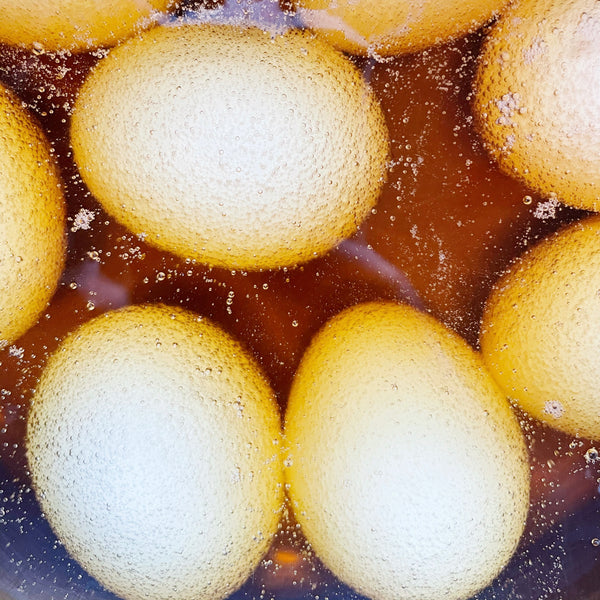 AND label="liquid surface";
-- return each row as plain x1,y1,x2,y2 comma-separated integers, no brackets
0,1,598,599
